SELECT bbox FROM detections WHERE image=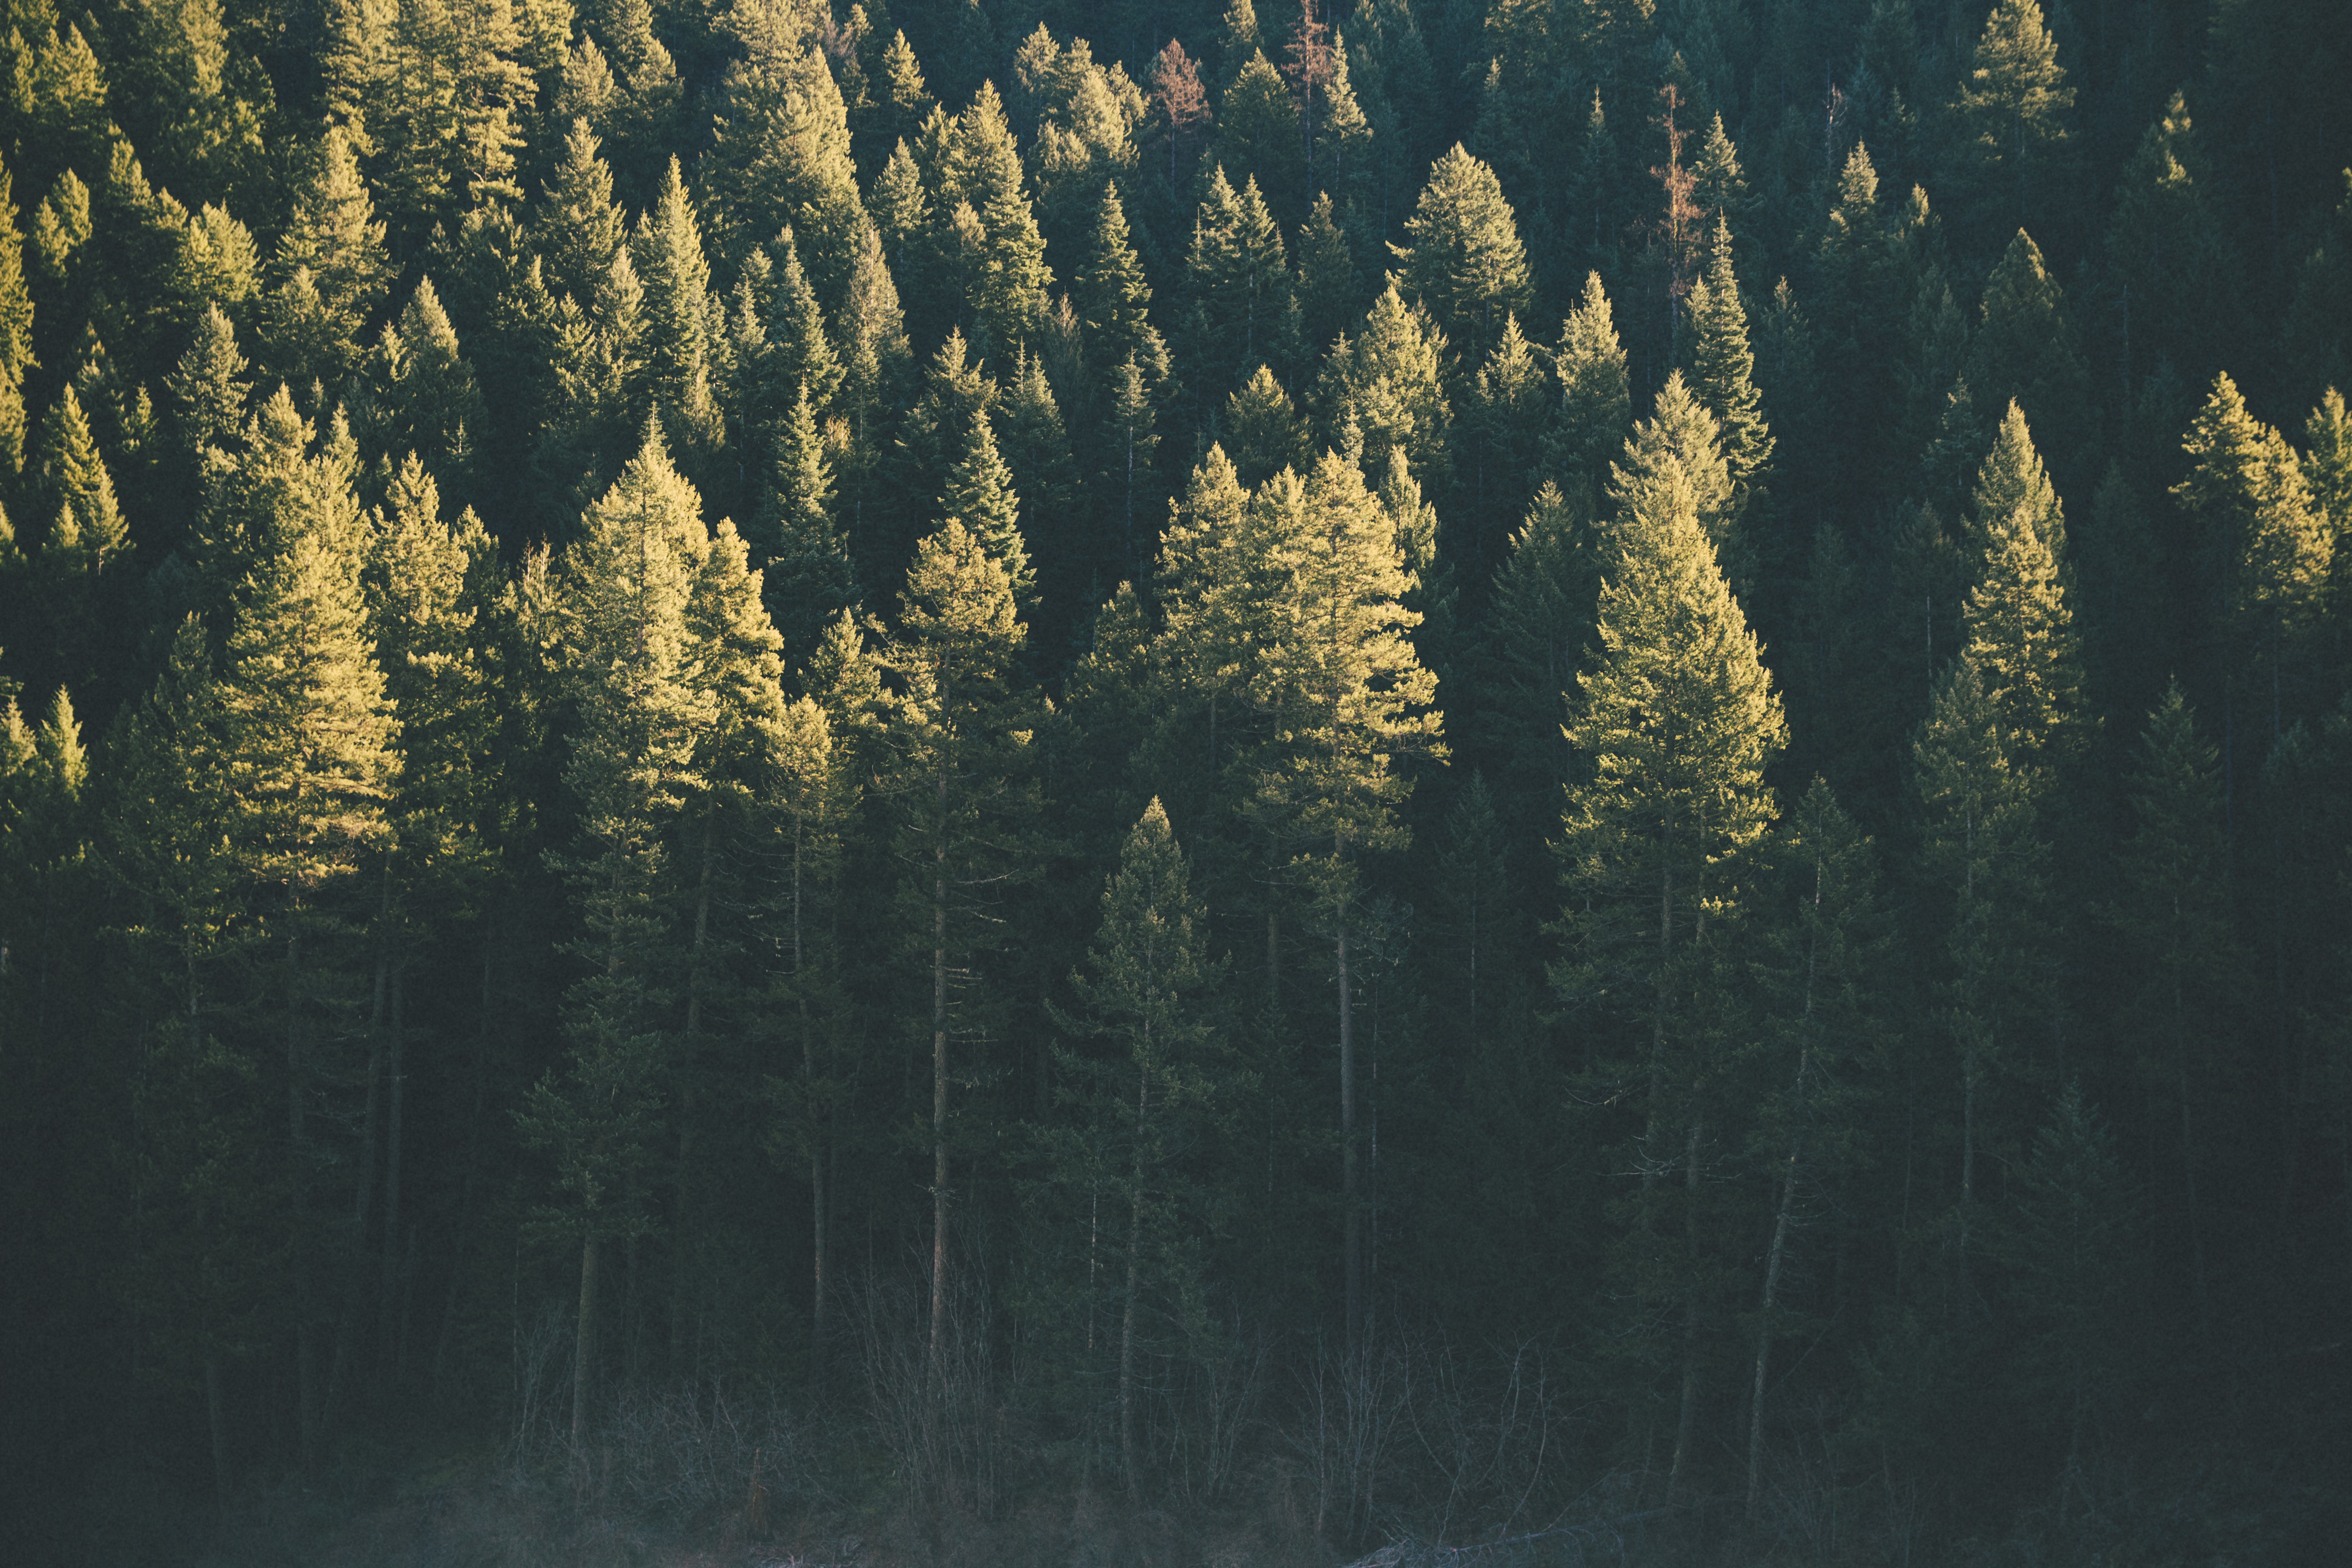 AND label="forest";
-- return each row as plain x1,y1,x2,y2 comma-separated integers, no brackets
1,0,2349,1563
